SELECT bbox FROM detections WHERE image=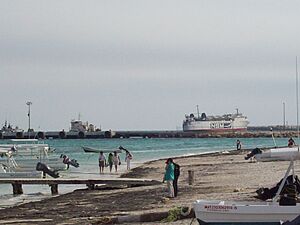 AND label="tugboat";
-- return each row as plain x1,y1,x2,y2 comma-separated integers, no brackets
66,114,102,138
70,119,97,132
183,107,249,132
0,121,24,139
